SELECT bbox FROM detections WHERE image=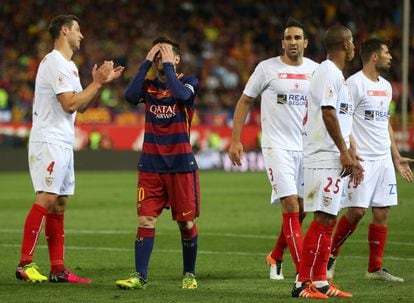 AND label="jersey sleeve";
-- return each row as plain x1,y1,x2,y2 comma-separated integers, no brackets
124,60,153,105
243,63,267,98
47,60,75,95
318,72,340,109
163,63,199,104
